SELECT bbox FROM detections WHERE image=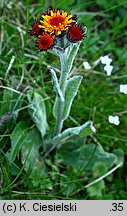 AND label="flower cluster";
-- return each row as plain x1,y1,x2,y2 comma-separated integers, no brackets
29,9,86,51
